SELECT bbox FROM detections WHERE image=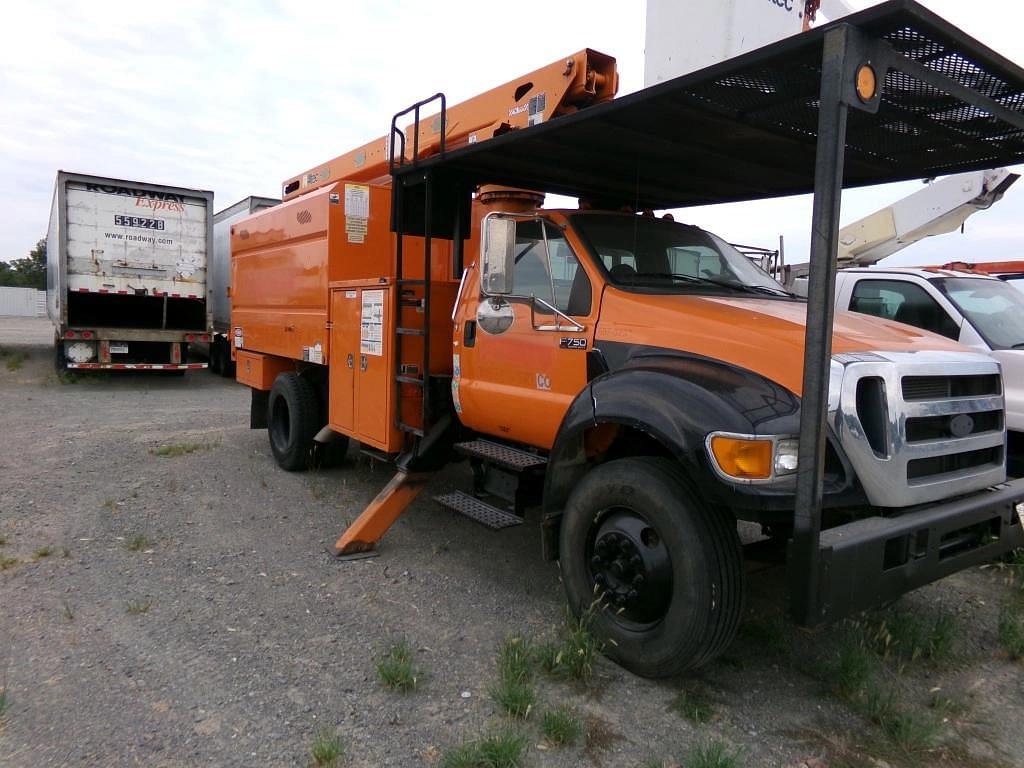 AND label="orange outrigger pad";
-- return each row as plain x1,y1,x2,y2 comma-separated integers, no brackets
334,471,432,555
